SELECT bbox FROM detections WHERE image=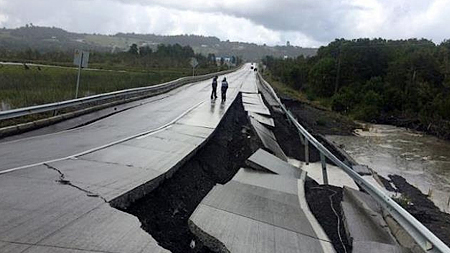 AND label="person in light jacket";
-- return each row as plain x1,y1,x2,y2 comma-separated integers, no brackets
221,77,228,102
